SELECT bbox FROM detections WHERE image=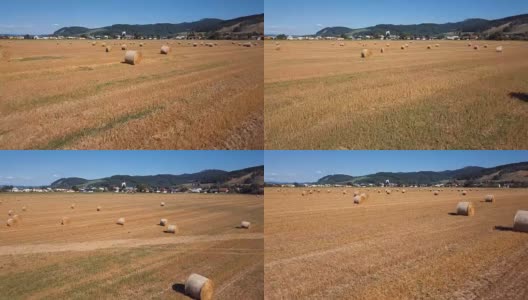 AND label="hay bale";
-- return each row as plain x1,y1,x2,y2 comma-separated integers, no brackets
456,202,475,216
139,43,144,47
101,43,106,47
386,190,391,195
61,217,70,225
97,206,102,211
484,195,495,203
513,210,528,233
124,50,142,65
13,214,21,222
496,46,503,52
185,273,213,300
302,191,306,196
106,46,112,52
193,43,198,47
360,193,367,201
243,42,252,47
116,217,125,225
342,190,347,195
240,221,251,229
427,45,432,49
484,44,488,48
160,45,170,54
386,43,390,47
435,44,440,47
380,48,385,53
22,206,27,211
6,218,15,227
473,45,479,50
92,42,97,46
71,204,75,209
461,190,467,195
468,43,472,47
361,49,372,58
160,218,168,226
165,224,178,233
160,202,165,207
401,45,405,50
402,189,406,193
354,191,360,196
339,43,345,47
275,45,281,51
434,191,439,195
353,195,362,204
8,209,14,216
